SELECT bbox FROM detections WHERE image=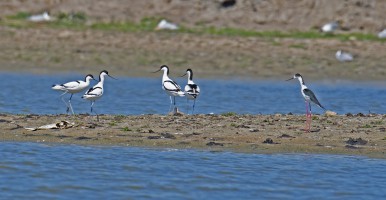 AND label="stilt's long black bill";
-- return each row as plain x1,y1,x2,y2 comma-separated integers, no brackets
286,77,294,81
180,73,187,77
